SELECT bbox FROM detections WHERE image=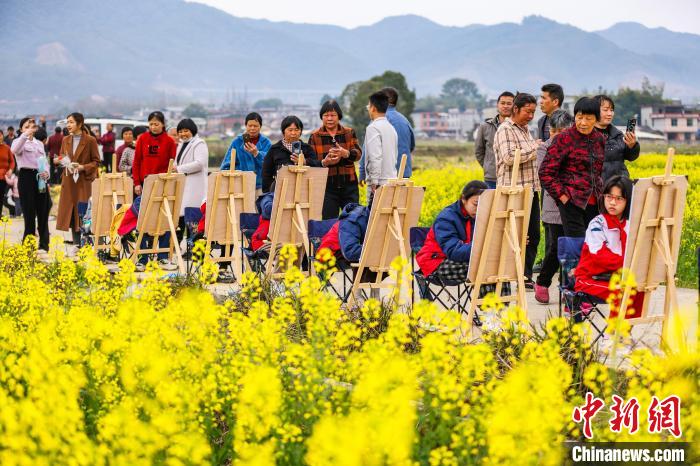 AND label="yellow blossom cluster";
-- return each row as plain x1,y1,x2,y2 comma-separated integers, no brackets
0,234,696,465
